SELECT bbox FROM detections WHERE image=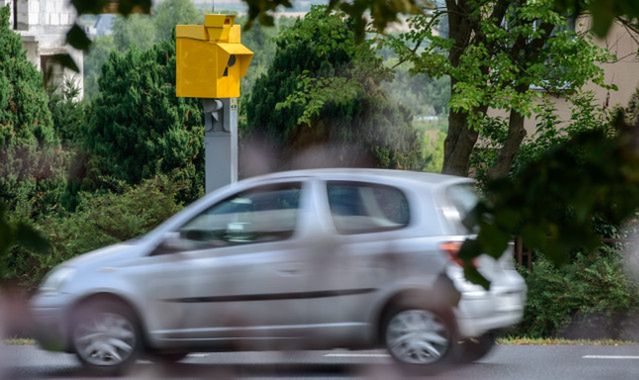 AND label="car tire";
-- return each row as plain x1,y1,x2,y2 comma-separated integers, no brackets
457,332,497,363
70,299,141,375
382,306,456,373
